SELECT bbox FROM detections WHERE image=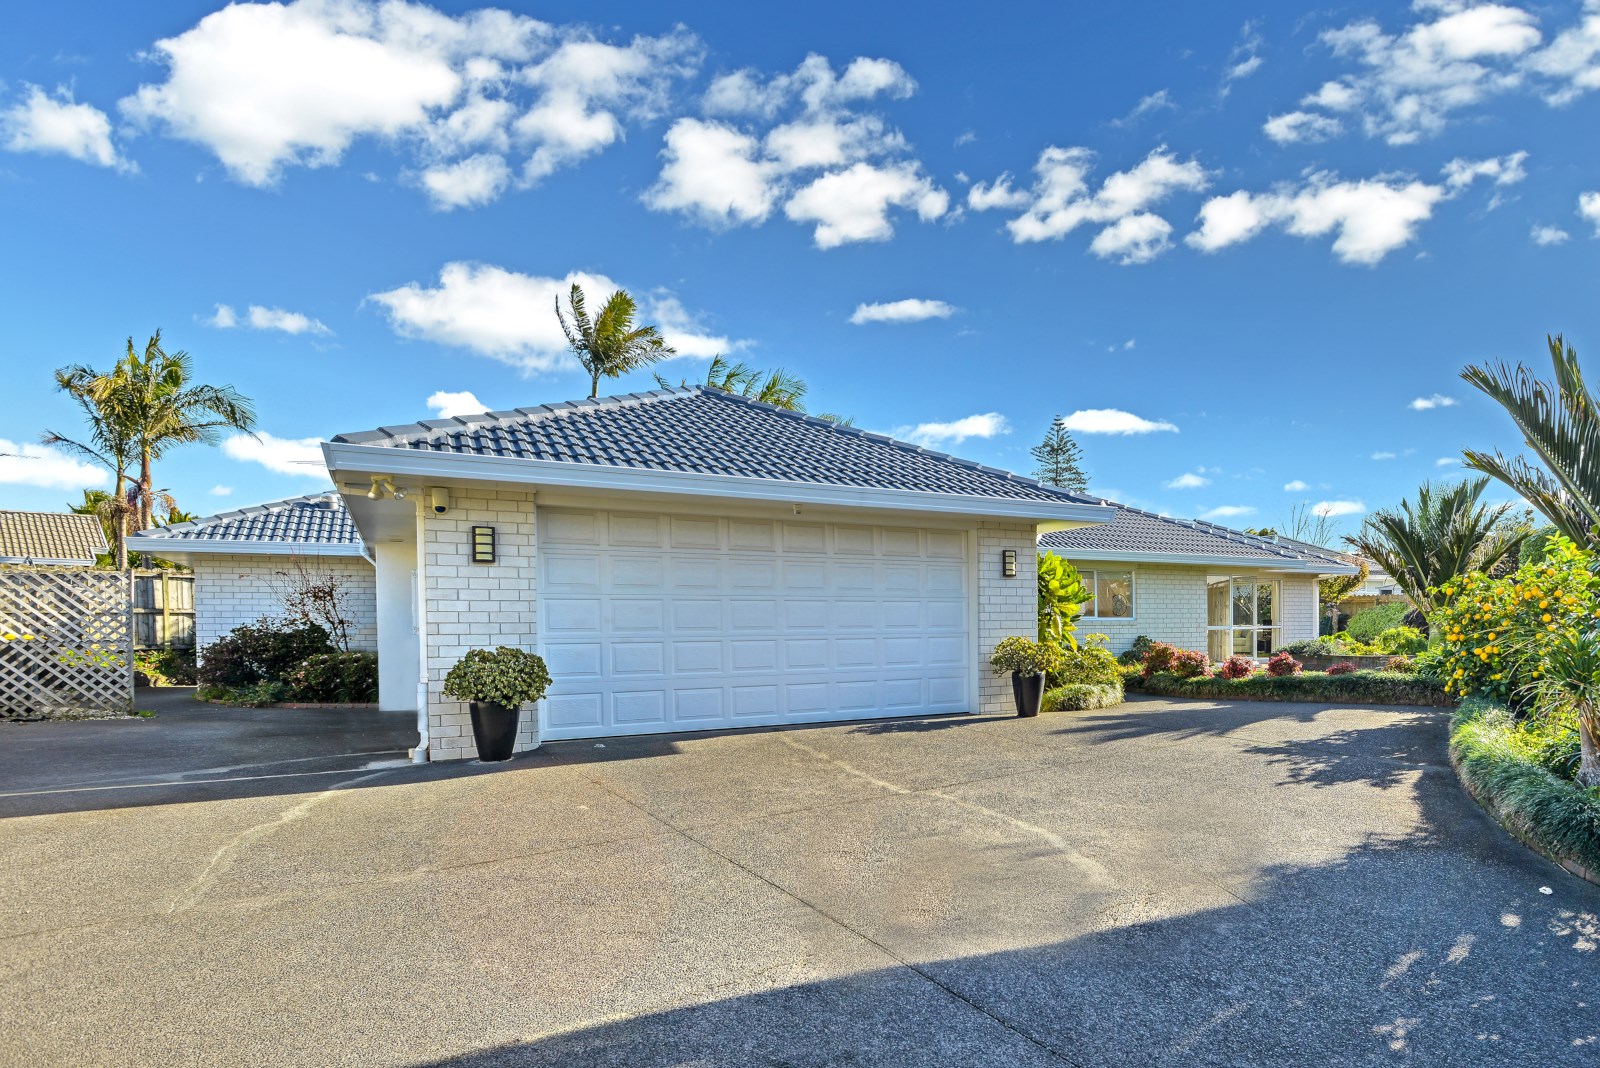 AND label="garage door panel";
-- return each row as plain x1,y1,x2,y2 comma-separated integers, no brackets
538,508,972,740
